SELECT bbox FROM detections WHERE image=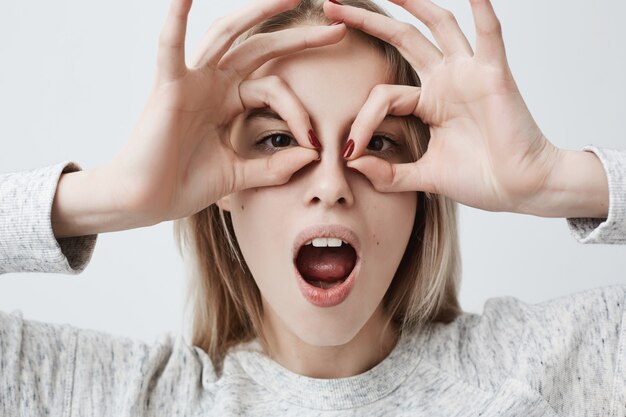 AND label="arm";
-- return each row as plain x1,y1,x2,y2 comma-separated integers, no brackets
519,146,610,219
0,161,98,274
560,146,626,244
51,163,153,239
0,310,77,415
0,309,208,416
512,285,626,416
